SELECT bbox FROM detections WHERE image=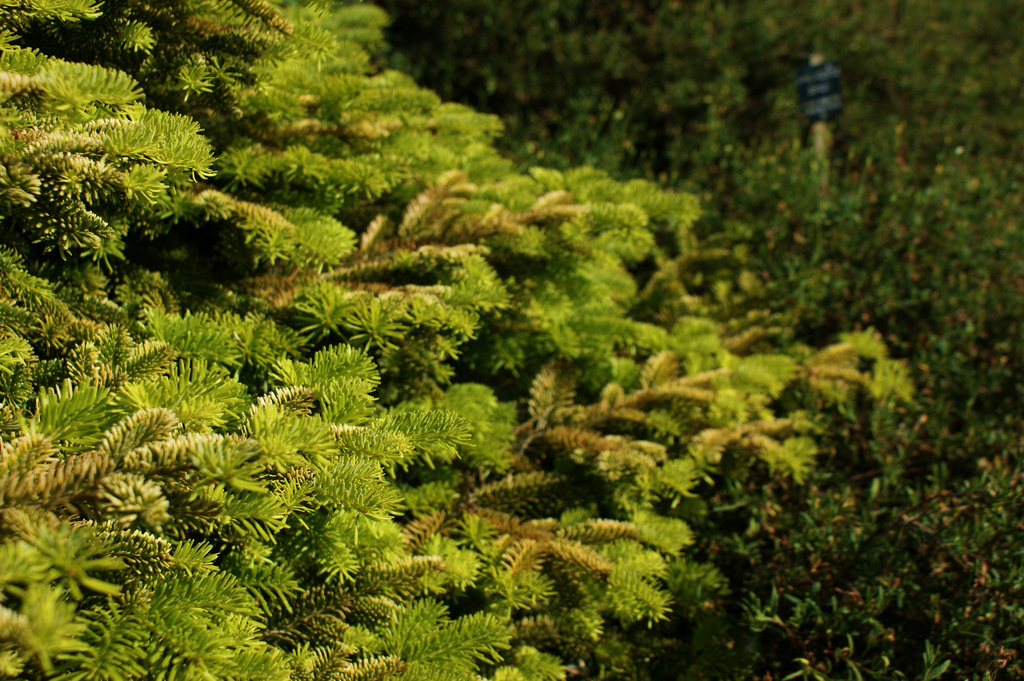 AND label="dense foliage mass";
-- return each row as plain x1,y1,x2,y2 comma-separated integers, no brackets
0,2,919,680
379,0,1024,678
